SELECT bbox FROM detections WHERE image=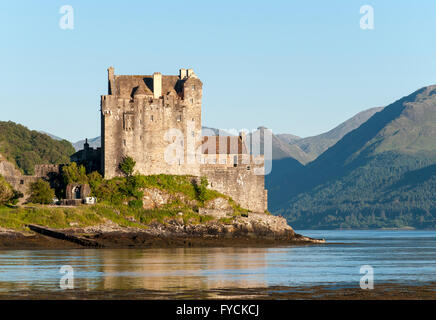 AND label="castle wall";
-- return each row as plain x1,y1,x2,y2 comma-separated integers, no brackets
200,163,267,213
0,156,59,203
